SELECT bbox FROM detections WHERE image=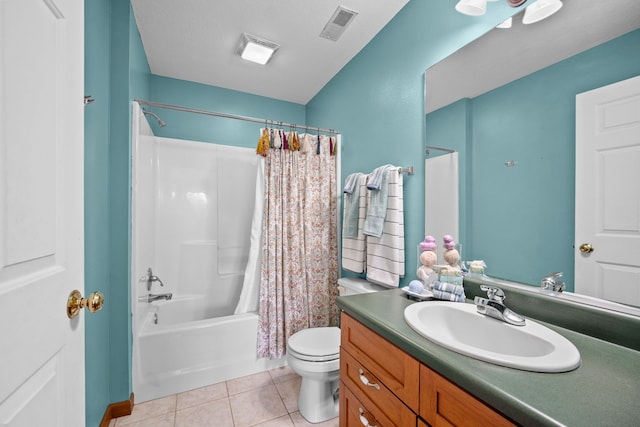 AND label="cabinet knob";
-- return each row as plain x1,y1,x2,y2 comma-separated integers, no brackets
358,368,381,390
359,407,379,427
